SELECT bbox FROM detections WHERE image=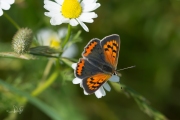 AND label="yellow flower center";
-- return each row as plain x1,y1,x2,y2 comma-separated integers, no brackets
61,0,82,18
50,38,60,49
